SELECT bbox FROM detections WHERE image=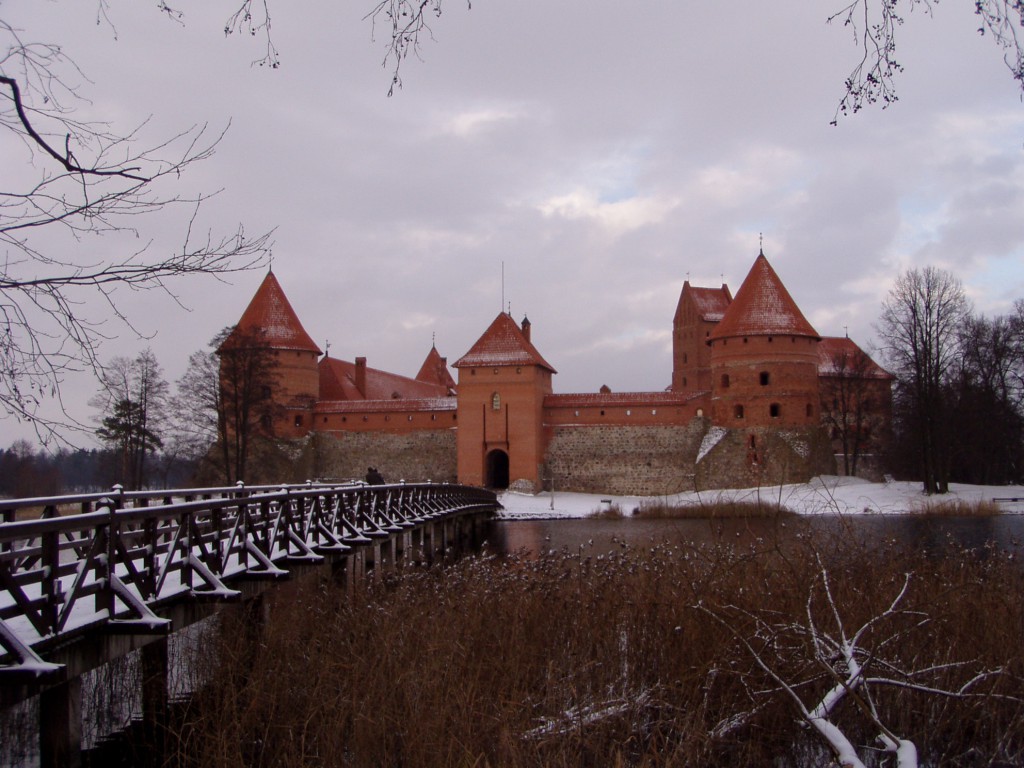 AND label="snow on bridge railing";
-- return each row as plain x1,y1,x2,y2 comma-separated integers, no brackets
0,482,499,678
